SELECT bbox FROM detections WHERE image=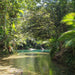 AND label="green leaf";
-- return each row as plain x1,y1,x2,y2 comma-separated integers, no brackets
58,30,75,41
19,10,24,15
12,23,16,31
64,38,75,47
5,28,9,34
61,13,75,26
